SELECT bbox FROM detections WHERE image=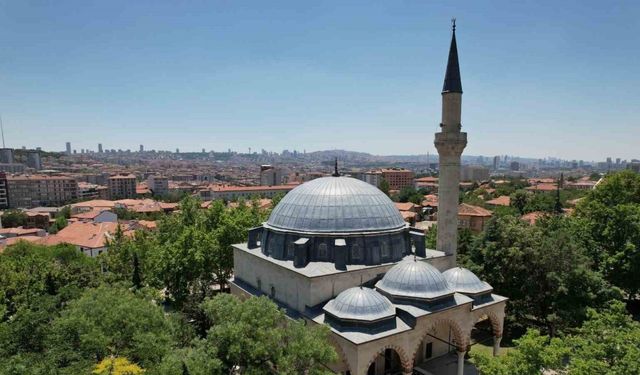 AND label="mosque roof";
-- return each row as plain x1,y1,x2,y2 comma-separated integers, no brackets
442,267,493,295
376,260,453,300
323,287,395,322
266,176,406,234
